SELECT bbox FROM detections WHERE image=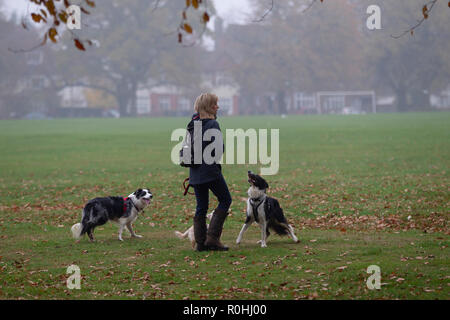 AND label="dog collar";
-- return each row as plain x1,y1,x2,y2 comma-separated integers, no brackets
250,196,265,203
